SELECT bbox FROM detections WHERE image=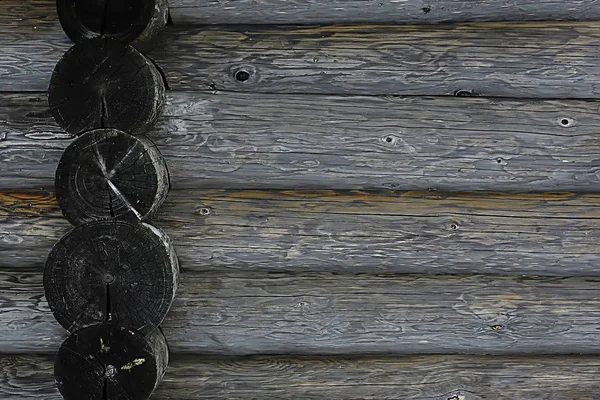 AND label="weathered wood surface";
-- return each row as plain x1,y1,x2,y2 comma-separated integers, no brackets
3,23,600,97
44,221,178,334
0,0,62,34
3,269,600,354
4,92,600,192
55,323,169,400
56,0,168,52
4,189,600,276
170,0,600,25
6,0,600,30
55,129,169,225
3,354,600,399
